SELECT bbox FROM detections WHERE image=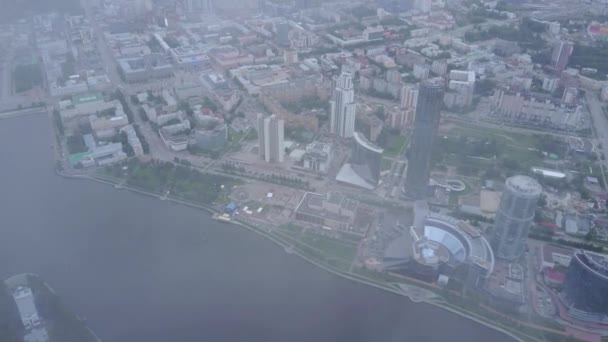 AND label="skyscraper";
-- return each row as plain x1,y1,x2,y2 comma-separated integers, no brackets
551,41,573,73
403,79,444,199
275,21,290,47
351,132,383,186
257,113,284,163
330,65,357,138
335,132,384,189
492,175,541,261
